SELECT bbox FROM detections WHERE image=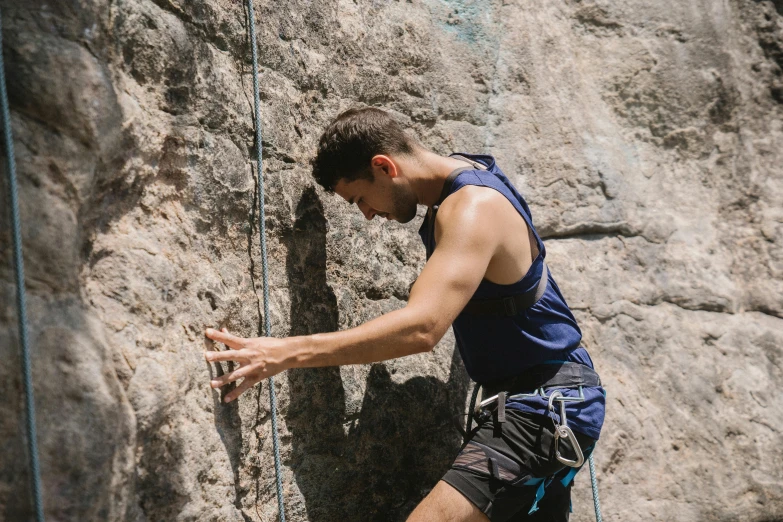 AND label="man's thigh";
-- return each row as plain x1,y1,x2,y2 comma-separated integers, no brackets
406,475,572,522
406,480,490,522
